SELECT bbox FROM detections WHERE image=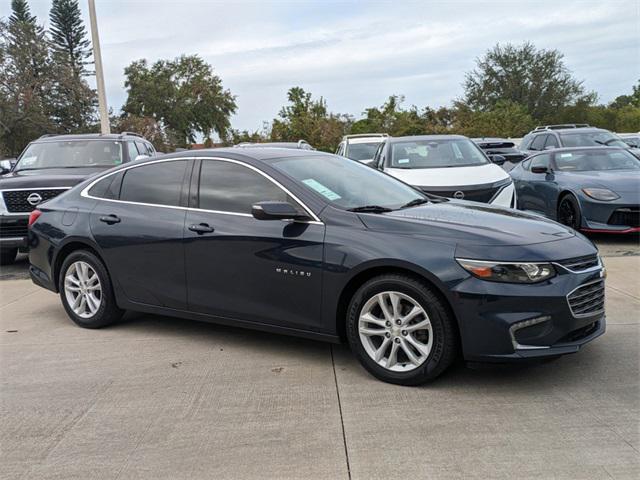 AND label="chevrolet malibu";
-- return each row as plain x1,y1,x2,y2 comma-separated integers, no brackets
28,149,606,385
